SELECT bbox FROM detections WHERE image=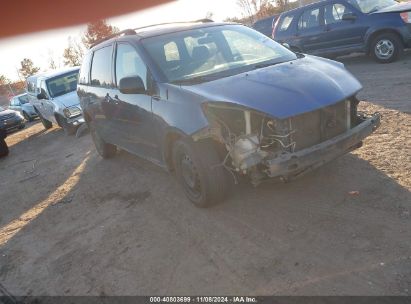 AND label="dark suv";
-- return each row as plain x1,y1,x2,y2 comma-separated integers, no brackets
78,20,380,207
273,0,411,63
252,15,279,37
